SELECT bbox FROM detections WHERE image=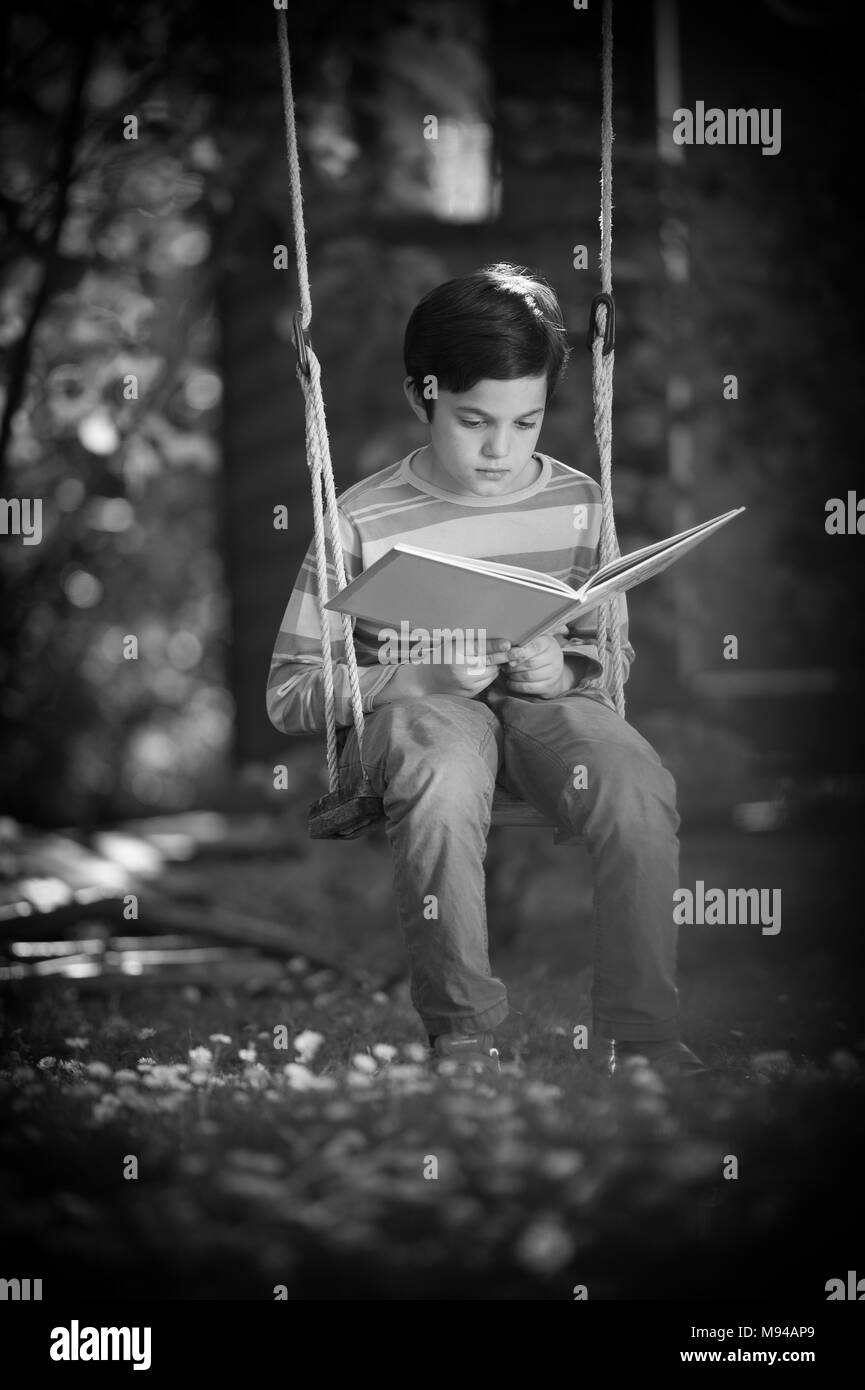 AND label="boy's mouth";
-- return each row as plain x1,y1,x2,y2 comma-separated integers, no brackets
476,467,508,477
